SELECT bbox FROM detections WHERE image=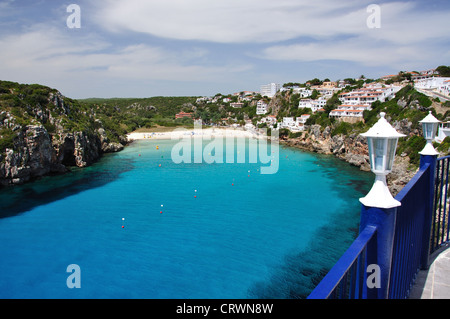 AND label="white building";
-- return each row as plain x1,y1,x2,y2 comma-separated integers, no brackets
415,77,450,90
329,103,370,121
298,96,330,113
381,85,403,100
280,117,306,132
257,115,278,129
299,88,313,98
436,122,450,143
261,83,281,98
338,84,401,106
441,80,450,96
256,100,268,115
415,77,450,97
299,99,314,110
297,114,311,124
329,109,364,119
281,117,295,128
